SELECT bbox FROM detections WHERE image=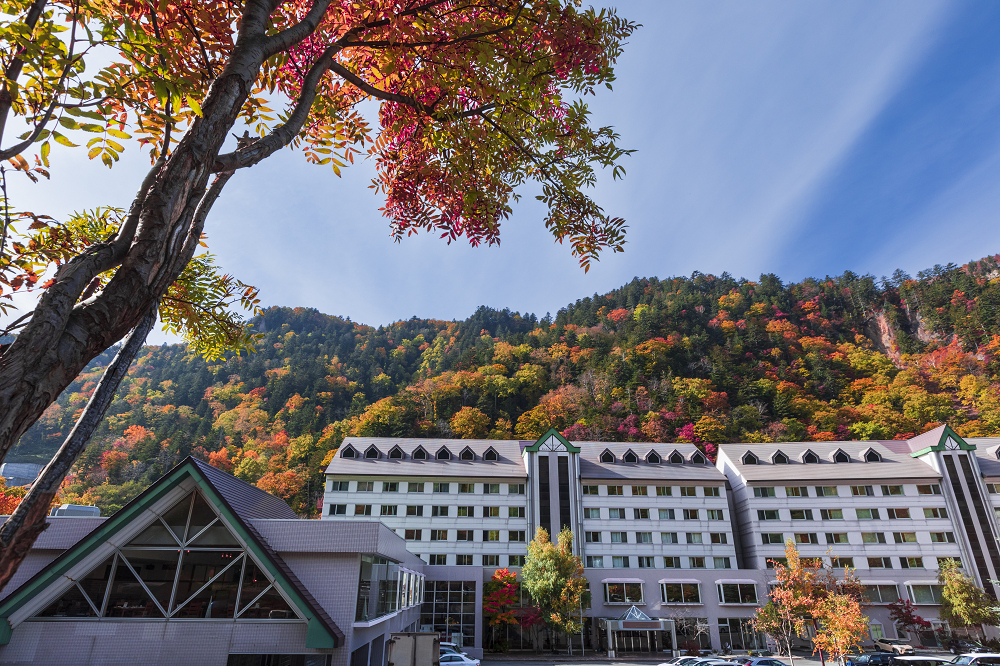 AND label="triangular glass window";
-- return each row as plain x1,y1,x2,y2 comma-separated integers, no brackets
237,560,272,614
37,583,97,618
161,495,193,542
128,519,179,546
104,557,164,618
78,555,114,612
190,522,241,547
173,550,242,611
174,556,242,618
238,585,294,619
121,548,178,612
187,492,218,541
